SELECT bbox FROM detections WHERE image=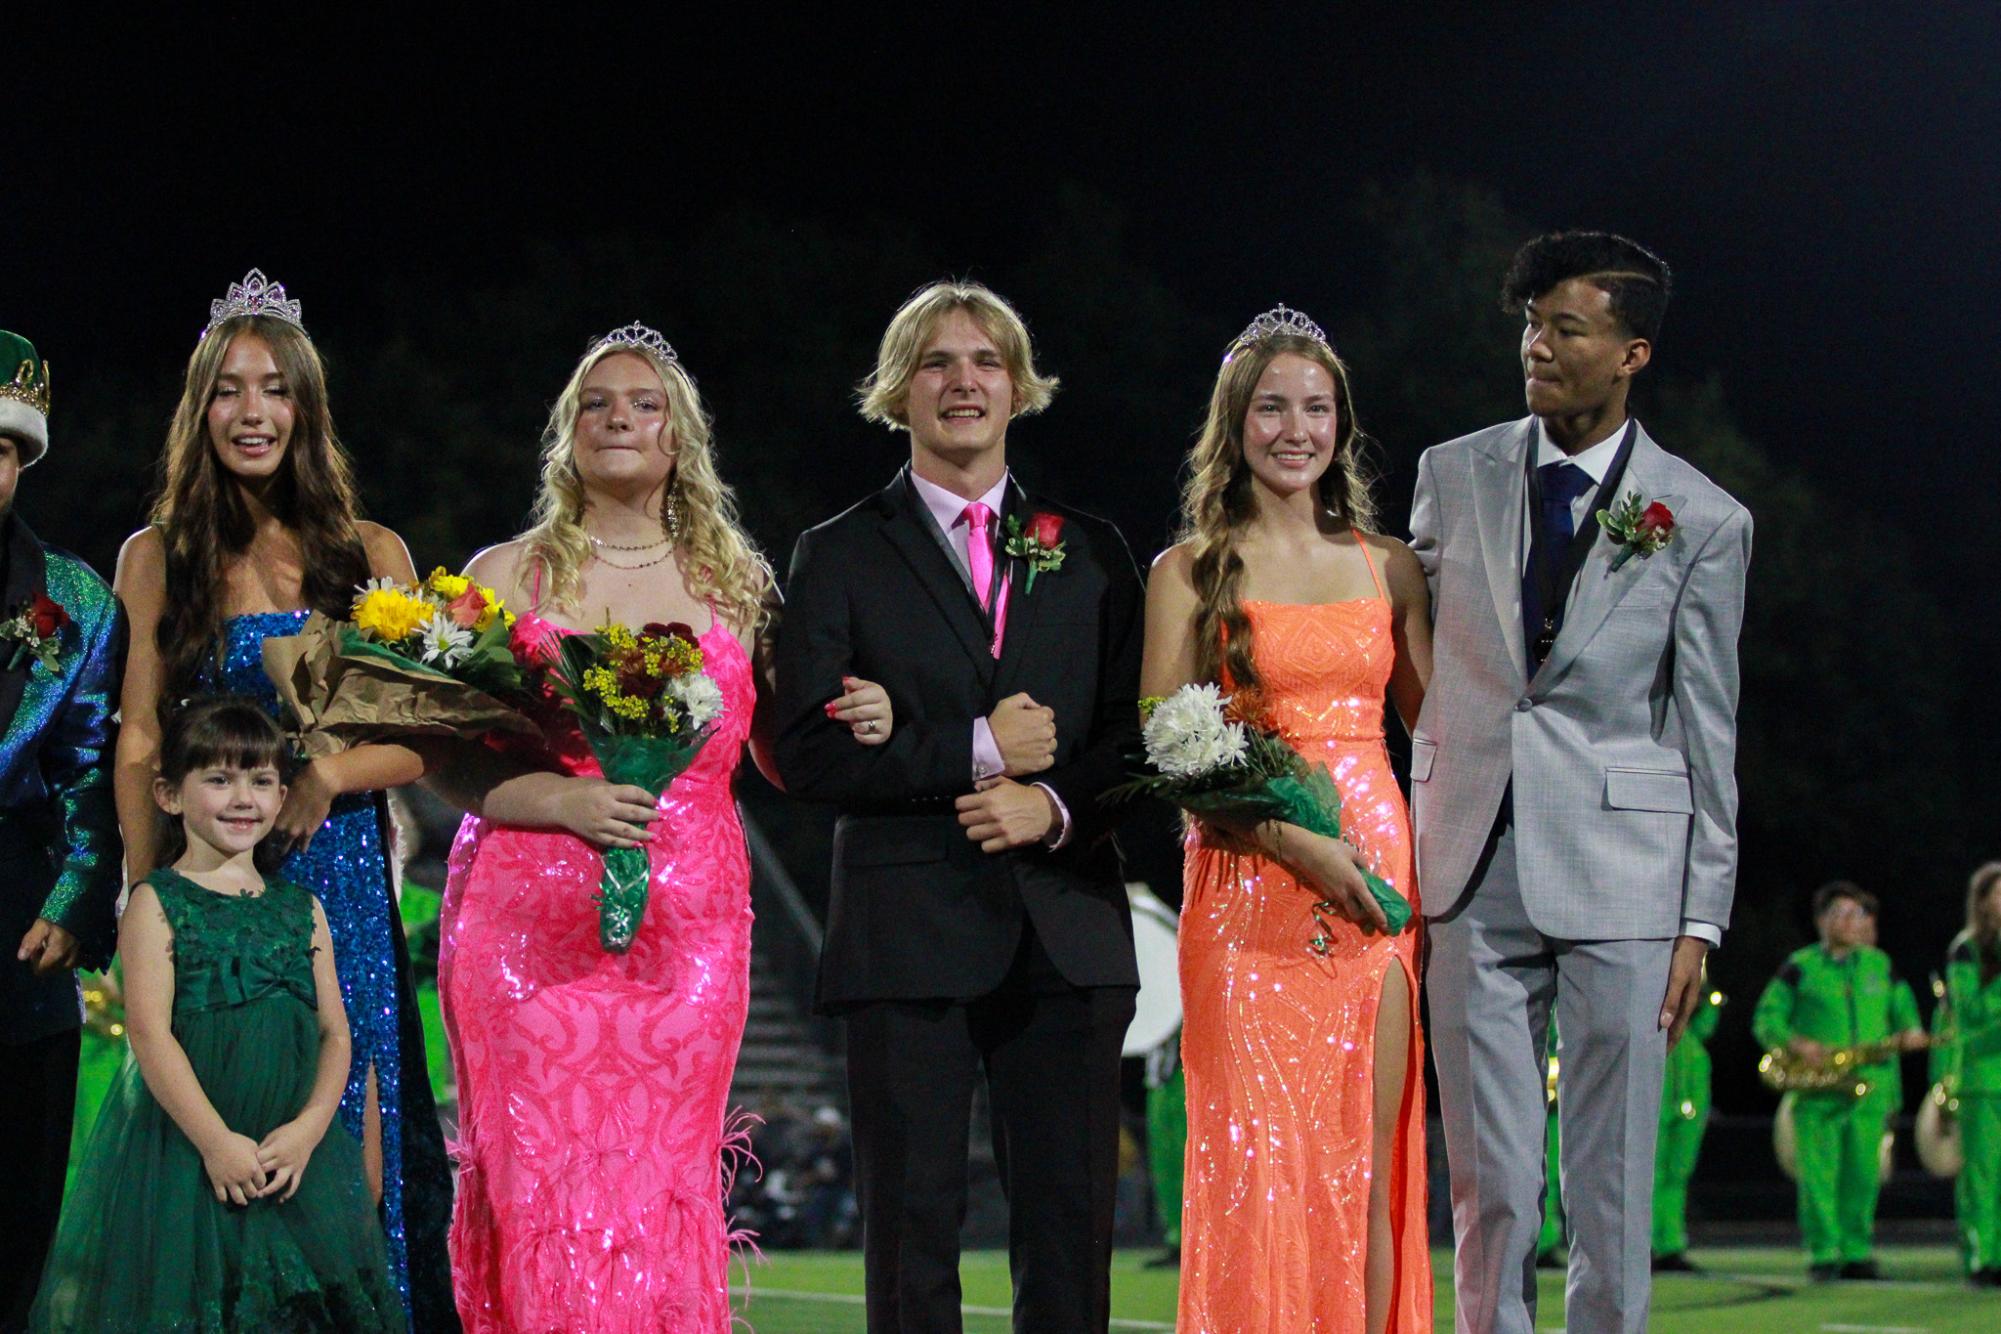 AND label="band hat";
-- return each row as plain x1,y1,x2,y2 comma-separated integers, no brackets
0,330,50,466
